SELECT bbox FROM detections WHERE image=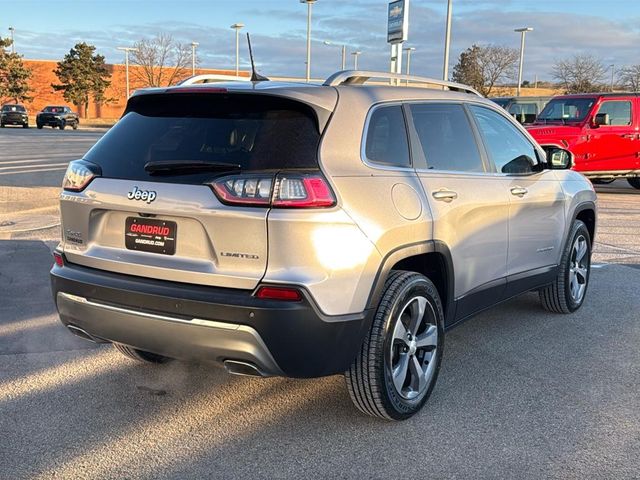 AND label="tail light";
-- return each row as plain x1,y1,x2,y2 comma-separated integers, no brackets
210,172,335,208
62,160,101,192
